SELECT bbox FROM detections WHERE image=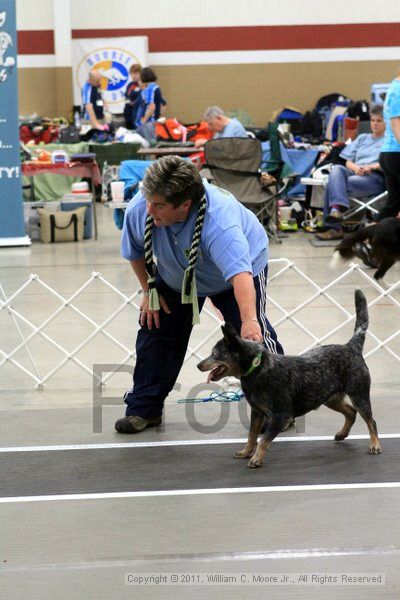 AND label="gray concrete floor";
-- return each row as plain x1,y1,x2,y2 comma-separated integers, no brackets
1,205,400,599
